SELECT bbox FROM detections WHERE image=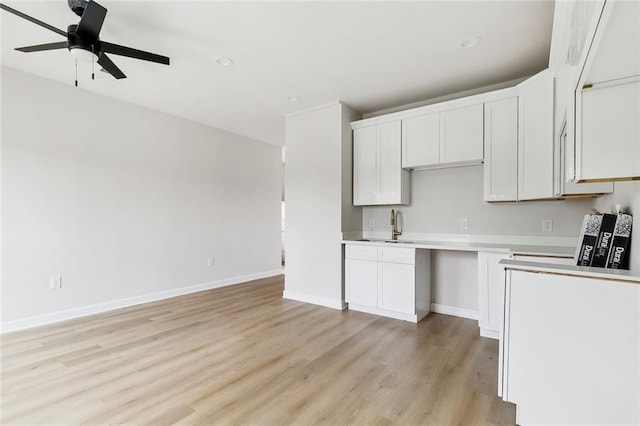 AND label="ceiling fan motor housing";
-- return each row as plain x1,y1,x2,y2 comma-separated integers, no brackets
67,24,98,55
